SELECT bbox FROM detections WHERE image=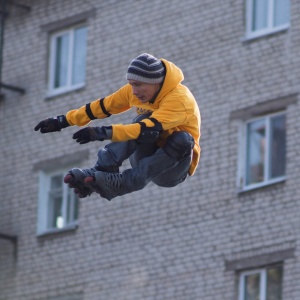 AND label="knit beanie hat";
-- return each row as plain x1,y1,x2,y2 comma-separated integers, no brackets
126,53,165,84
